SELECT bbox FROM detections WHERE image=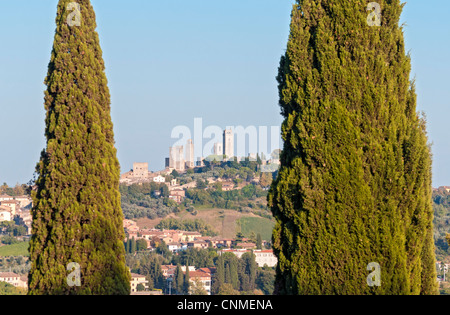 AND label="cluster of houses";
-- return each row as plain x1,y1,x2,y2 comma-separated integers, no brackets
119,162,249,204
0,194,32,233
120,164,188,203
